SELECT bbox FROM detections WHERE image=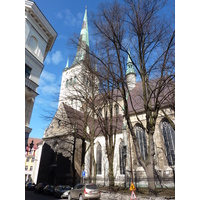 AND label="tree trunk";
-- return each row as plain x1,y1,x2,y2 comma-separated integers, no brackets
72,135,76,187
146,162,156,195
145,129,156,194
108,154,114,187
